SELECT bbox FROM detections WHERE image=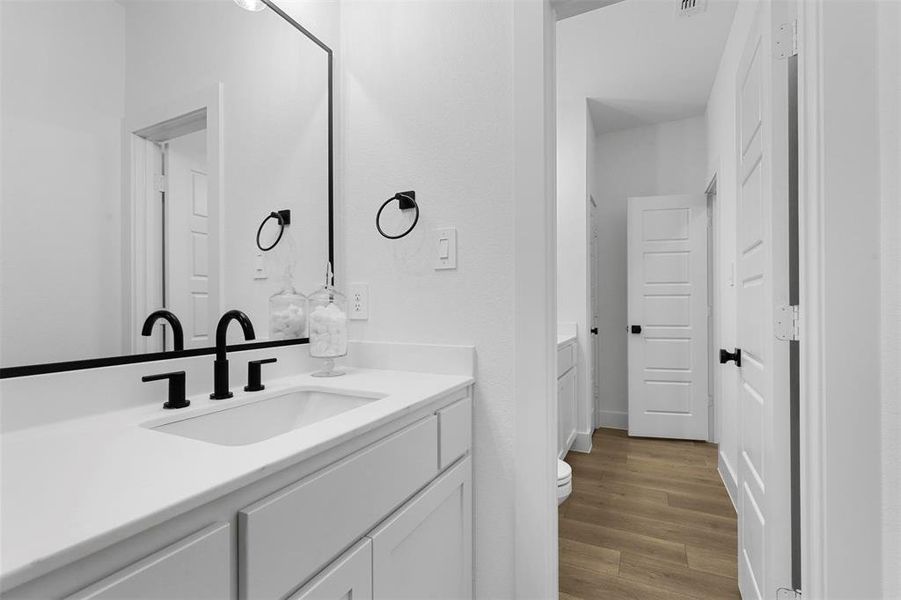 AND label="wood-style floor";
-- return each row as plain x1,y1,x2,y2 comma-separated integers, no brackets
558,428,739,600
